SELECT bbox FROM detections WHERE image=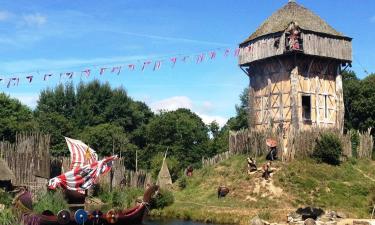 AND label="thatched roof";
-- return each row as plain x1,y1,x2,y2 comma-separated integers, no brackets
0,159,15,181
241,1,348,44
156,160,172,190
